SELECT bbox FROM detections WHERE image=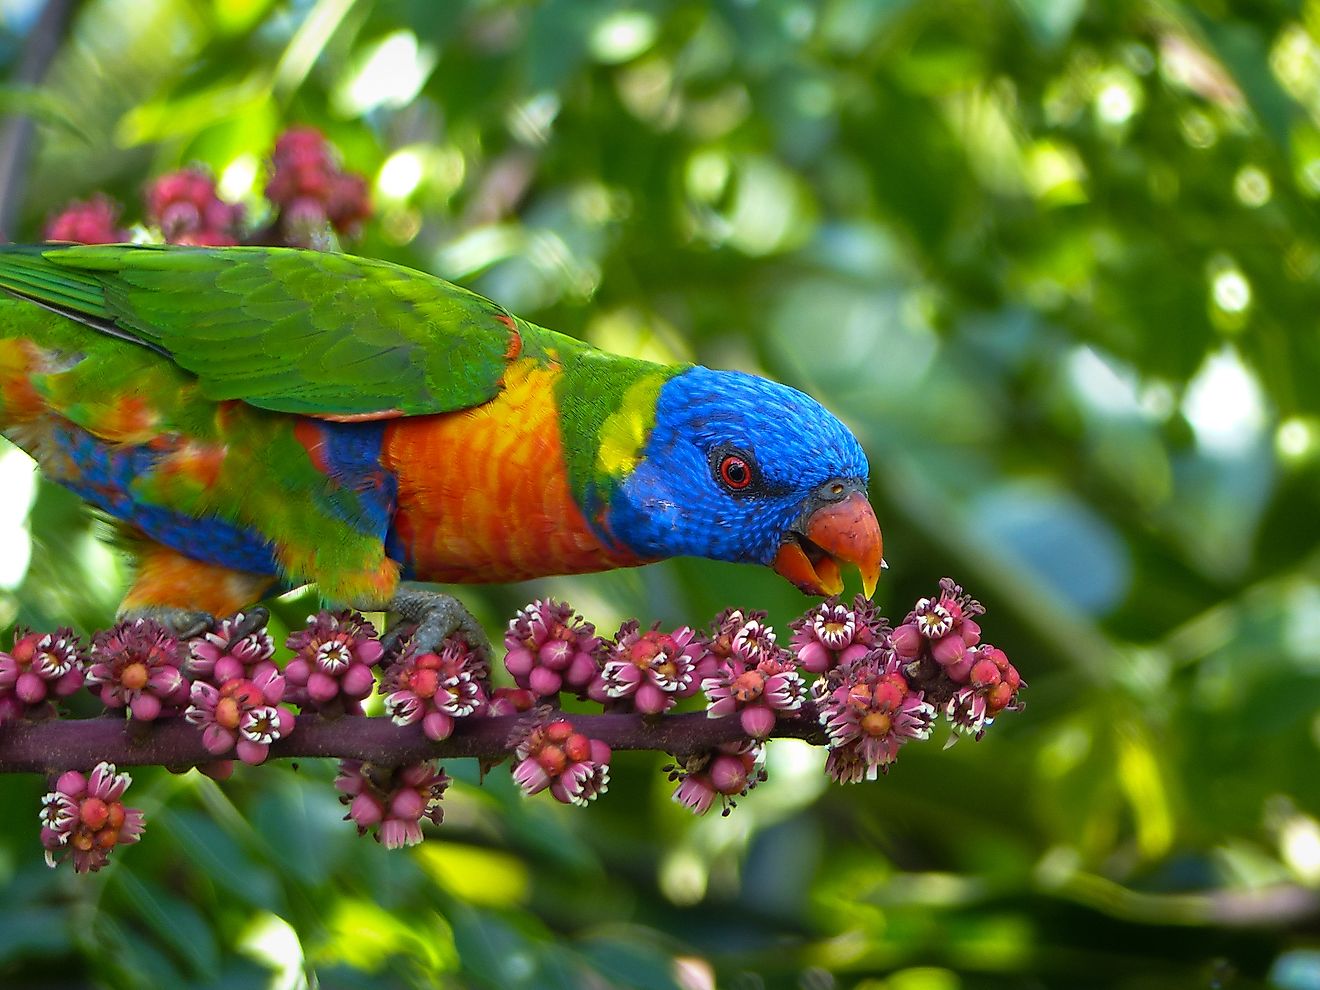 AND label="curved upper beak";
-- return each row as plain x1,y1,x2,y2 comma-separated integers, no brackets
772,488,884,598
